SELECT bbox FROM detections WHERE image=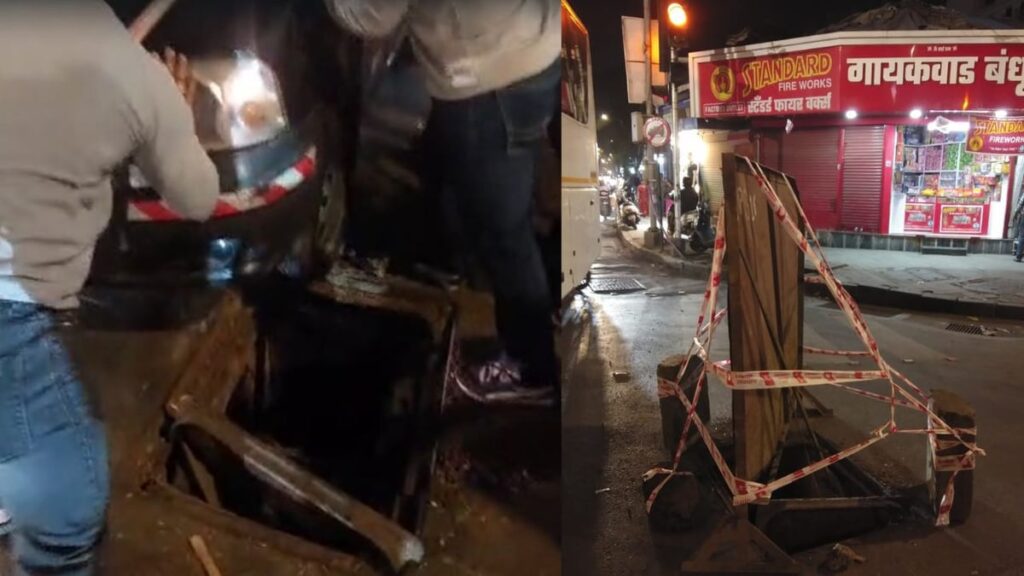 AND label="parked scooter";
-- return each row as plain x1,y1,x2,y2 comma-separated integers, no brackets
599,186,612,219
620,198,641,230
680,198,715,253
